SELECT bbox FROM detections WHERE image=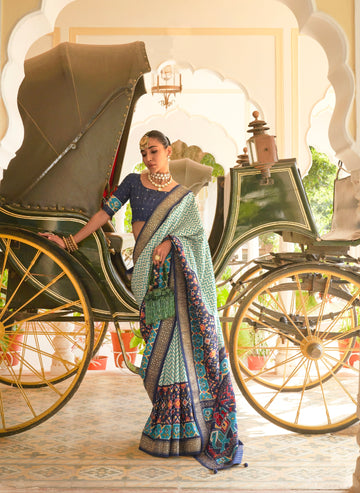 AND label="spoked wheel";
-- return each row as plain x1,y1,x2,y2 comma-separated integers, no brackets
229,262,360,434
0,319,107,387
0,229,94,436
221,264,262,349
